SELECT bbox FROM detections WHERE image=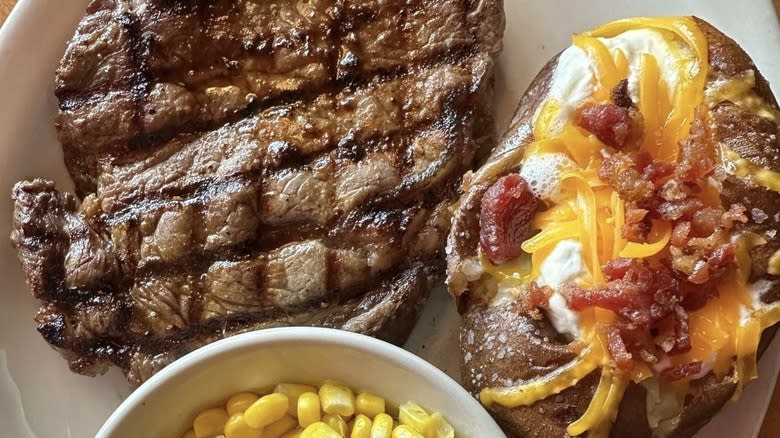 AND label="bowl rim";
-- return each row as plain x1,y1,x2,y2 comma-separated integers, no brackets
96,327,505,437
